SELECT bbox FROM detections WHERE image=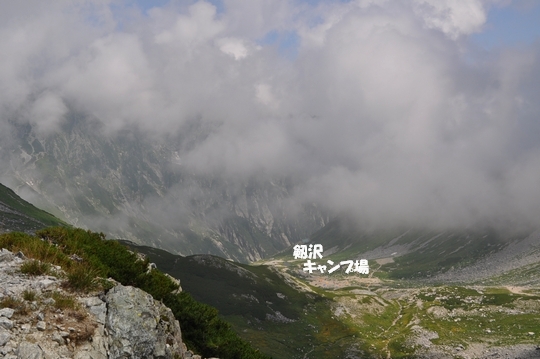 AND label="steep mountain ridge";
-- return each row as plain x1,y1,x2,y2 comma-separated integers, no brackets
0,253,187,359
0,182,65,233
